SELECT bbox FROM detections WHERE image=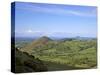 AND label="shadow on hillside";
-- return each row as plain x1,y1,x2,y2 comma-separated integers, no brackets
15,48,48,73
